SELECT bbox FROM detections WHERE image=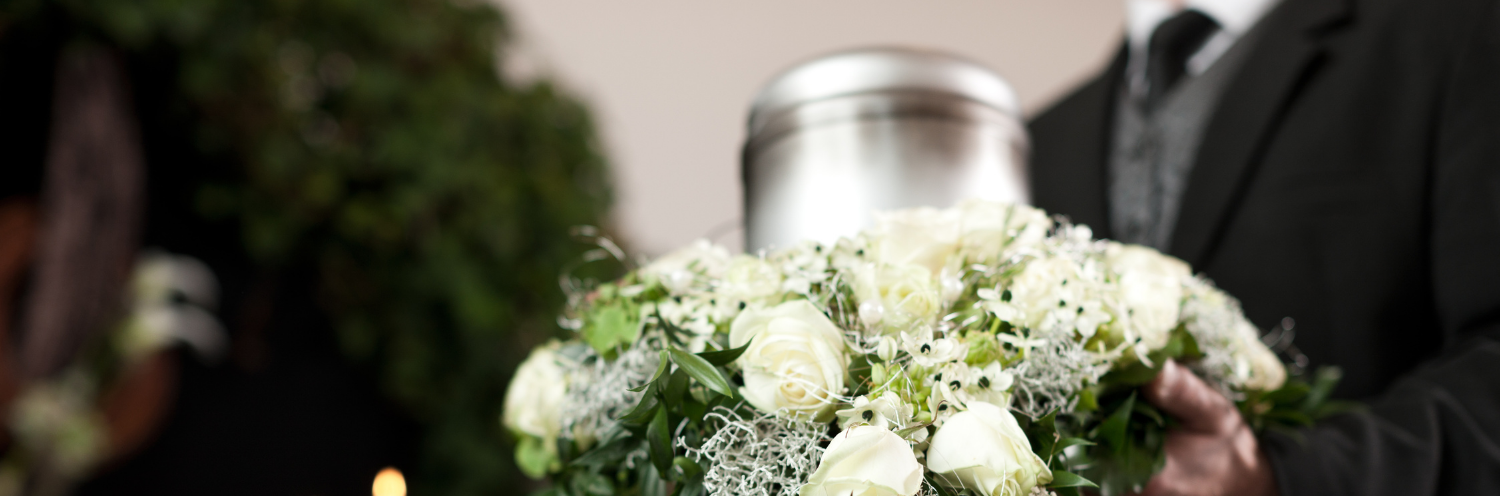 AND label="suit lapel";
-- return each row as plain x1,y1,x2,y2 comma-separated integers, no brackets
1167,0,1352,267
